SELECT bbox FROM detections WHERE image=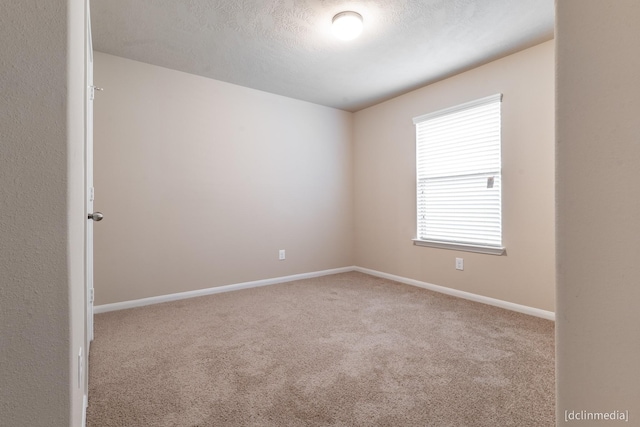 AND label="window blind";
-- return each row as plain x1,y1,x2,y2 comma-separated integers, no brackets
413,94,503,250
